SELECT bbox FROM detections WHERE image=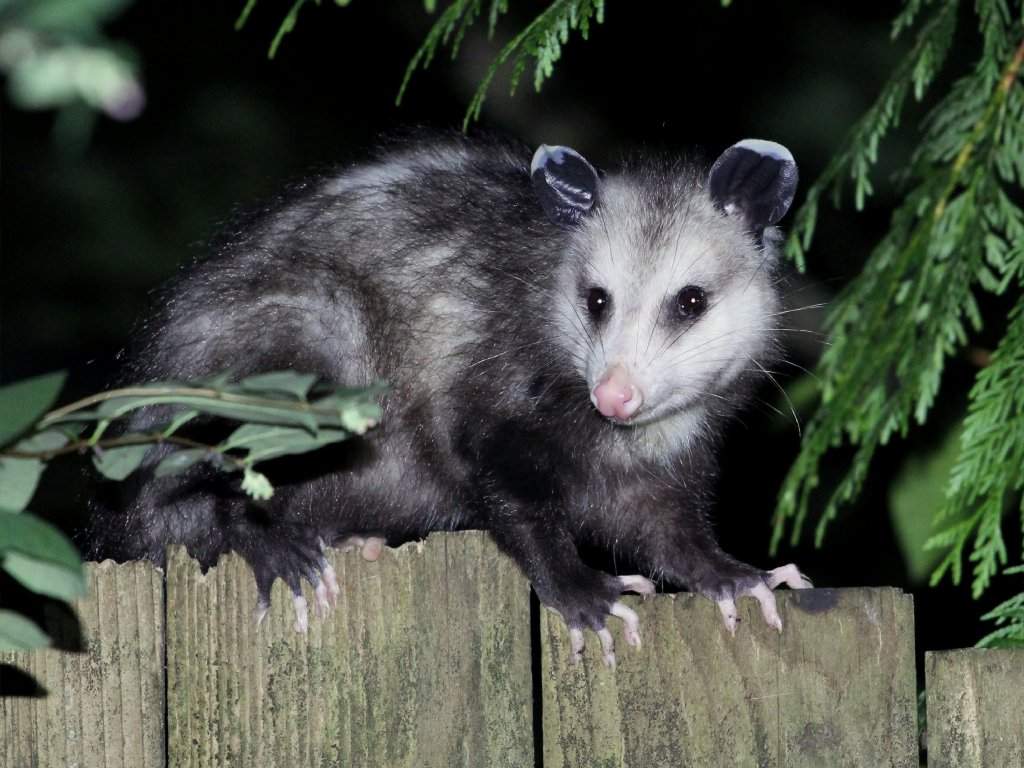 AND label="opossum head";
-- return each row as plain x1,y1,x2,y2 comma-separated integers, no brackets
532,140,798,442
